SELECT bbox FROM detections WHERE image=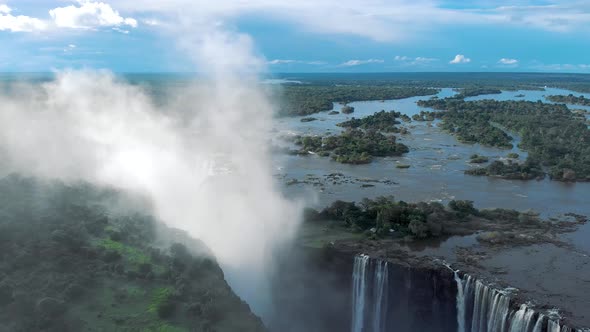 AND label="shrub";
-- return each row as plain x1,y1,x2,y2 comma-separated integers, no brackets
148,287,176,319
